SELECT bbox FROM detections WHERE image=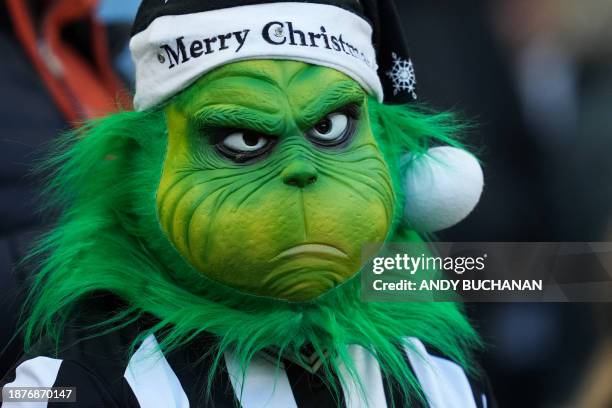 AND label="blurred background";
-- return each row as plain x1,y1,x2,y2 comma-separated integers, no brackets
1,0,611,406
